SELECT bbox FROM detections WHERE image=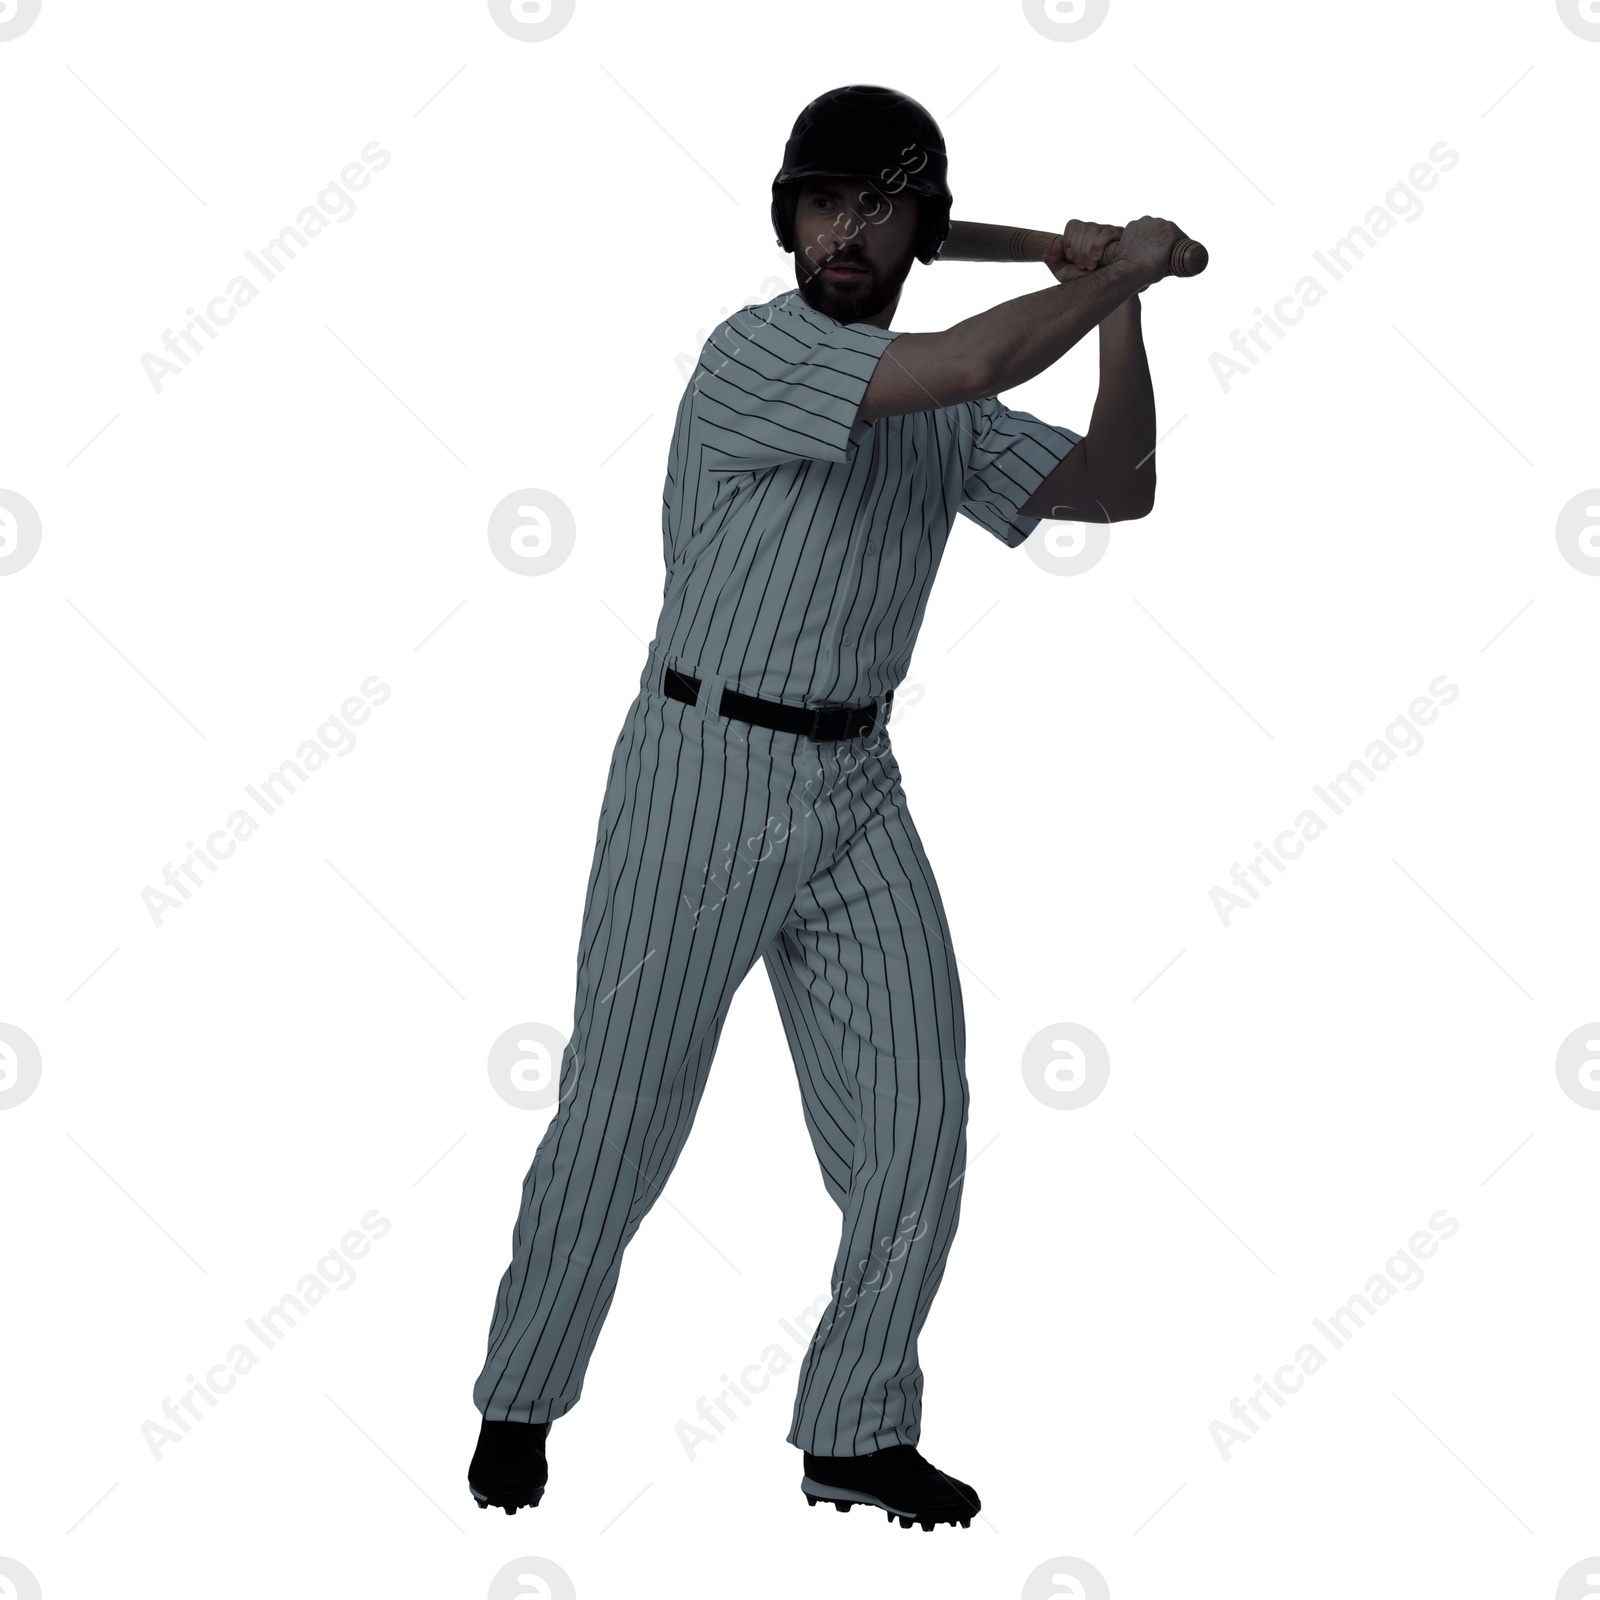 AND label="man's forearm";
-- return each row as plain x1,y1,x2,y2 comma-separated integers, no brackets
1016,288,1158,523
952,258,1149,396
1085,294,1156,505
